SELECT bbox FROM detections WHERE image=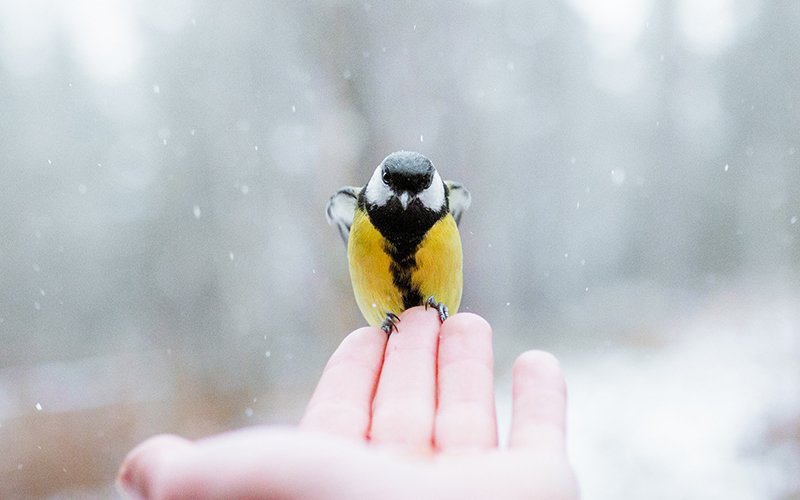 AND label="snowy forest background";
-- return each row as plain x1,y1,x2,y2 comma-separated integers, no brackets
0,0,798,498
